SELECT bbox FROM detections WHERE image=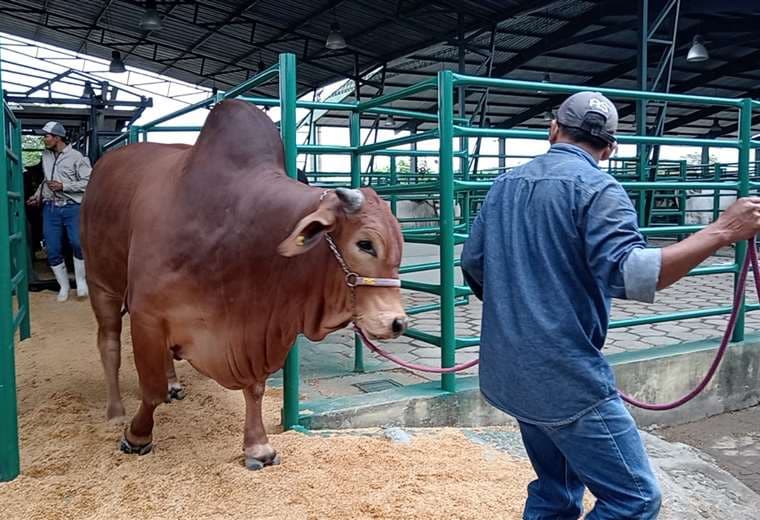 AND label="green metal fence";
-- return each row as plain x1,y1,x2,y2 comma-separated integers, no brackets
101,52,760,432
1,51,32,482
